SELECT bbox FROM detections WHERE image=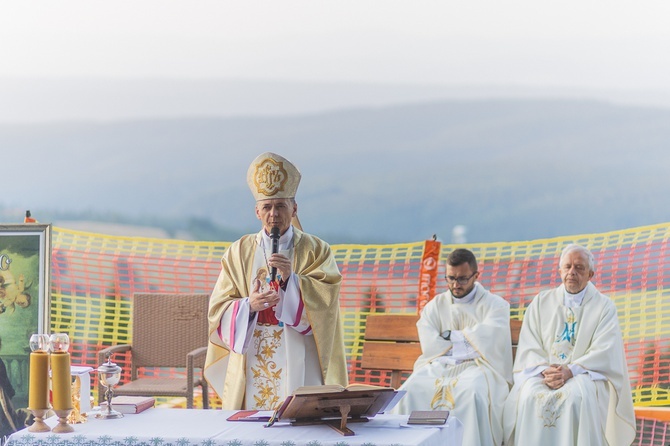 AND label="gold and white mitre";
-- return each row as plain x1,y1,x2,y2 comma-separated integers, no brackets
246,152,301,201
